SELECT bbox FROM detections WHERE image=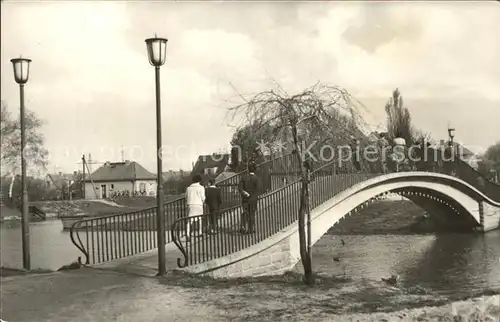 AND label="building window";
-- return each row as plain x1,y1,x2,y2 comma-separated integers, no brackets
111,184,114,189
139,183,146,192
